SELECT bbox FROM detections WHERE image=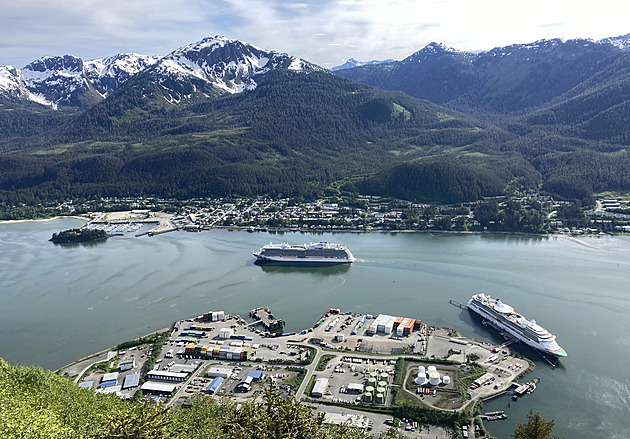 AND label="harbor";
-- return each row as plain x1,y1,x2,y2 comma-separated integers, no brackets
60,304,537,438
2,221,630,439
